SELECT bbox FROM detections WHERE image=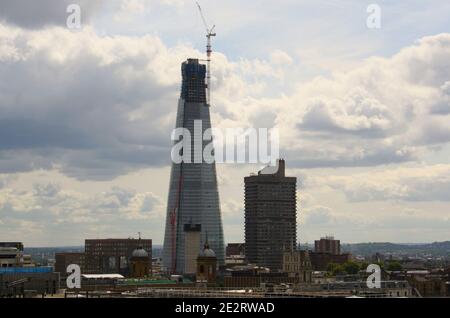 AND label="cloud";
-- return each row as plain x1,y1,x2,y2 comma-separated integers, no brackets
270,50,293,66
275,33,450,168
0,180,164,245
0,24,199,179
303,205,334,225
1,20,450,181
0,22,285,180
0,0,103,29
307,164,450,202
